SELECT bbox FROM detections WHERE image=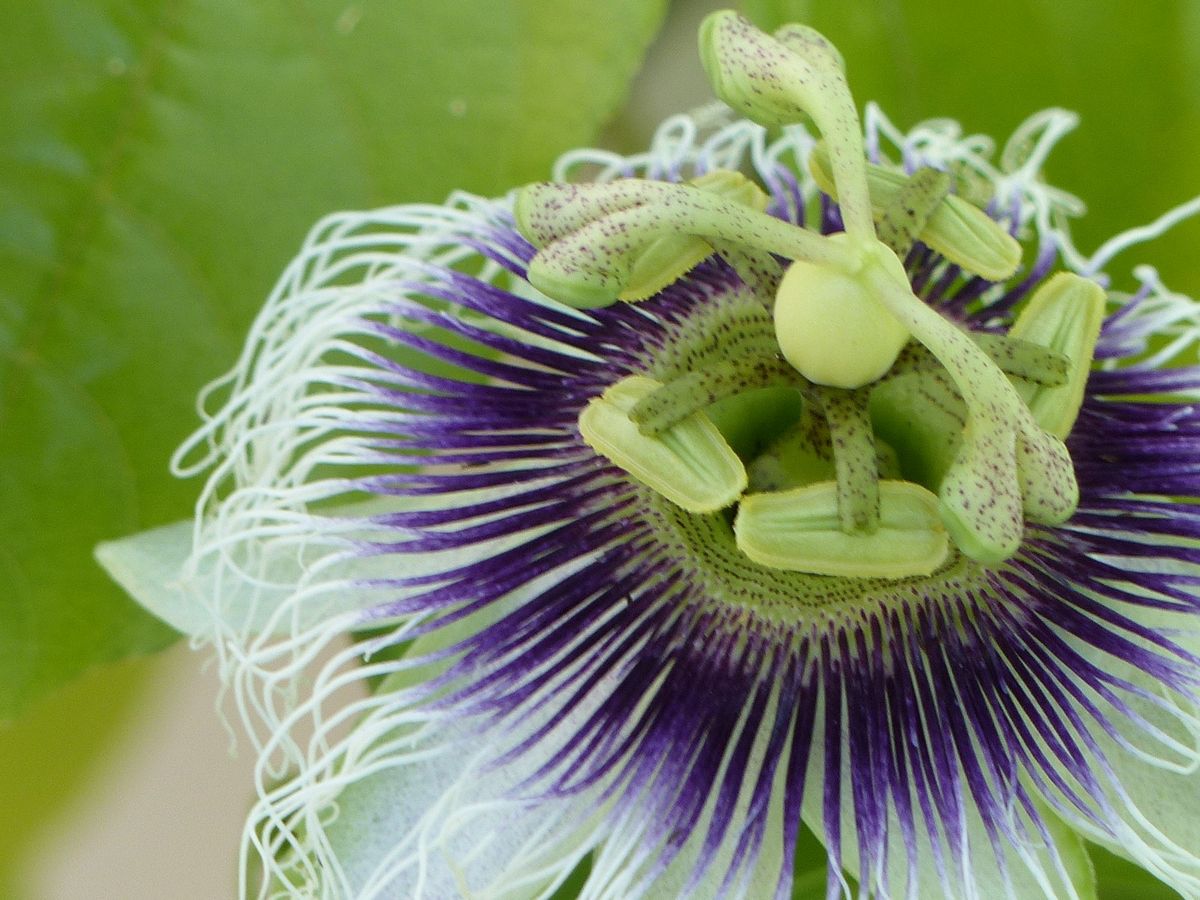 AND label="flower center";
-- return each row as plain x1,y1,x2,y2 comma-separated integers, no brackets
514,12,1105,579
